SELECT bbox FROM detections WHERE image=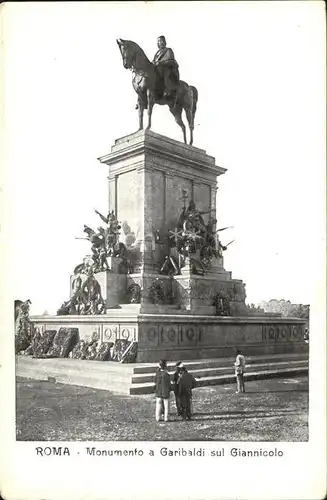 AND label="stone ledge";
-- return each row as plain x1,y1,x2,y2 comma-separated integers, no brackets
136,314,306,324
16,355,308,396
98,129,226,177
132,360,308,384
31,314,306,325
130,366,308,394
132,352,309,373
30,314,140,323
113,129,207,154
